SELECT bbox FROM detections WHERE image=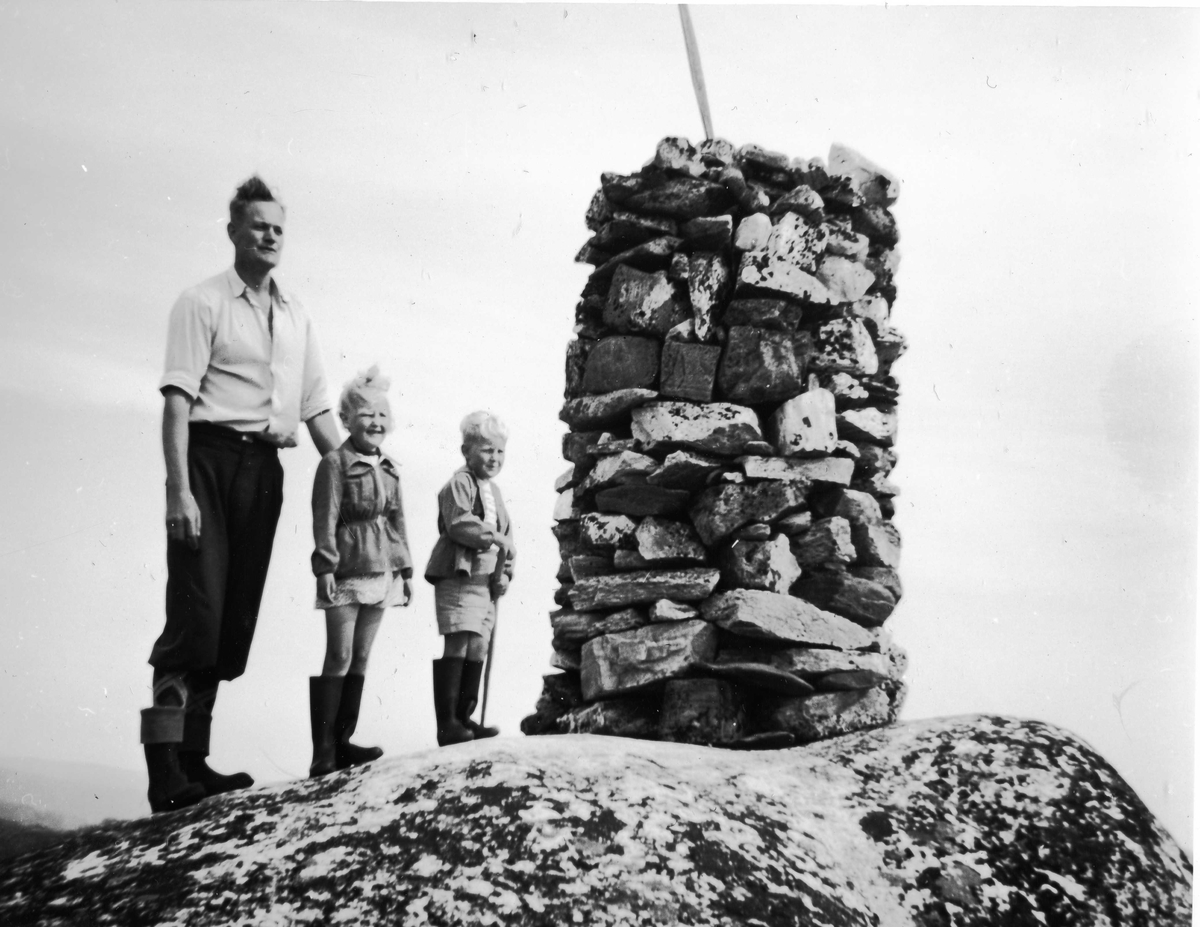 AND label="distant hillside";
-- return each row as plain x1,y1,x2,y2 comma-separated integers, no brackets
0,757,145,832
0,817,71,861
